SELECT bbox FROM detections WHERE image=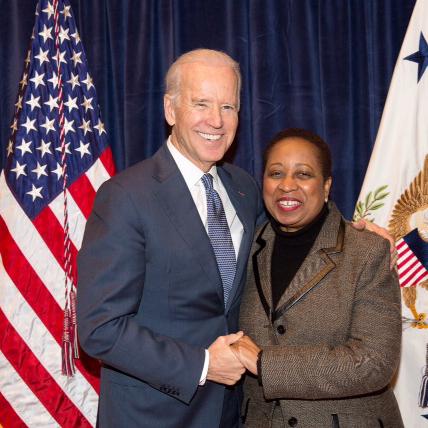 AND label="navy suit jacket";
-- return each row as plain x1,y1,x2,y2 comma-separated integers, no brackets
77,143,262,427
